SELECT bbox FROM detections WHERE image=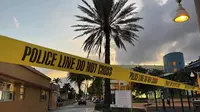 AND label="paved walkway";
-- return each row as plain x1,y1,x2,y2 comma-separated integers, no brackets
49,101,95,112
